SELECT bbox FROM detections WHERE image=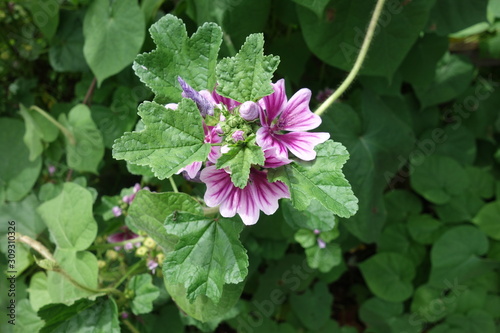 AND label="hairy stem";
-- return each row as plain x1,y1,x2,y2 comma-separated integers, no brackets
16,233,122,297
30,105,76,145
315,0,388,116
